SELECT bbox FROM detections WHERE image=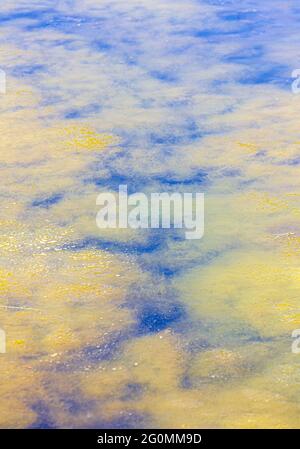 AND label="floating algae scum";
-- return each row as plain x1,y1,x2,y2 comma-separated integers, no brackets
1,0,300,429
